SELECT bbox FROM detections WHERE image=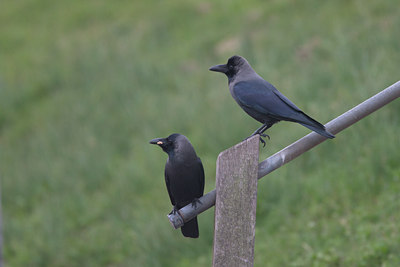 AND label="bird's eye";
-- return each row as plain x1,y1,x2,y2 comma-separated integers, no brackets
228,65,233,70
